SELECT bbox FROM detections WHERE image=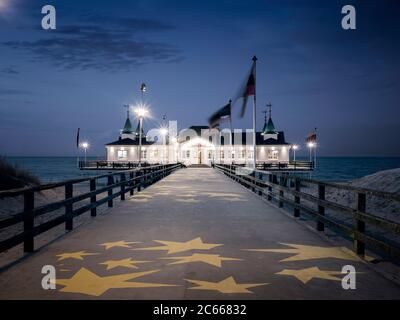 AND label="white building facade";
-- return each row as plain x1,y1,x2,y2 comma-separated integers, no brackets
106,113,292,166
